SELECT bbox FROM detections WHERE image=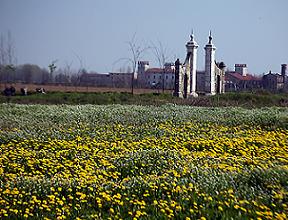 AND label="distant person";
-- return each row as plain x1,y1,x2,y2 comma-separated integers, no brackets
3,87,12,96
10,86,16,96
3,86,15,96
21,87,28,96
35,87,46,94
